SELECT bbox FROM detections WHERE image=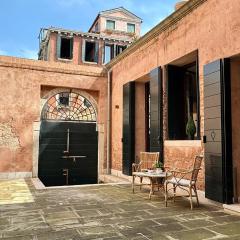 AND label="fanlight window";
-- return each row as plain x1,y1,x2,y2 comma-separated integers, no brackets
42,92,96,122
